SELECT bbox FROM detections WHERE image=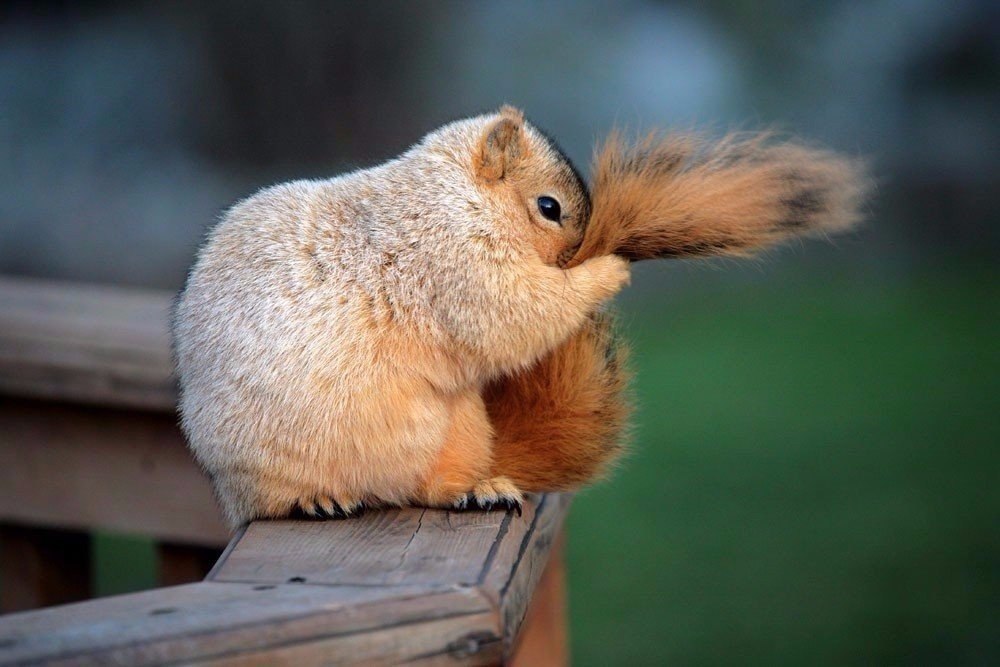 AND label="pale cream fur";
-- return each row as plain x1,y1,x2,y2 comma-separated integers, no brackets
174,107,628,527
